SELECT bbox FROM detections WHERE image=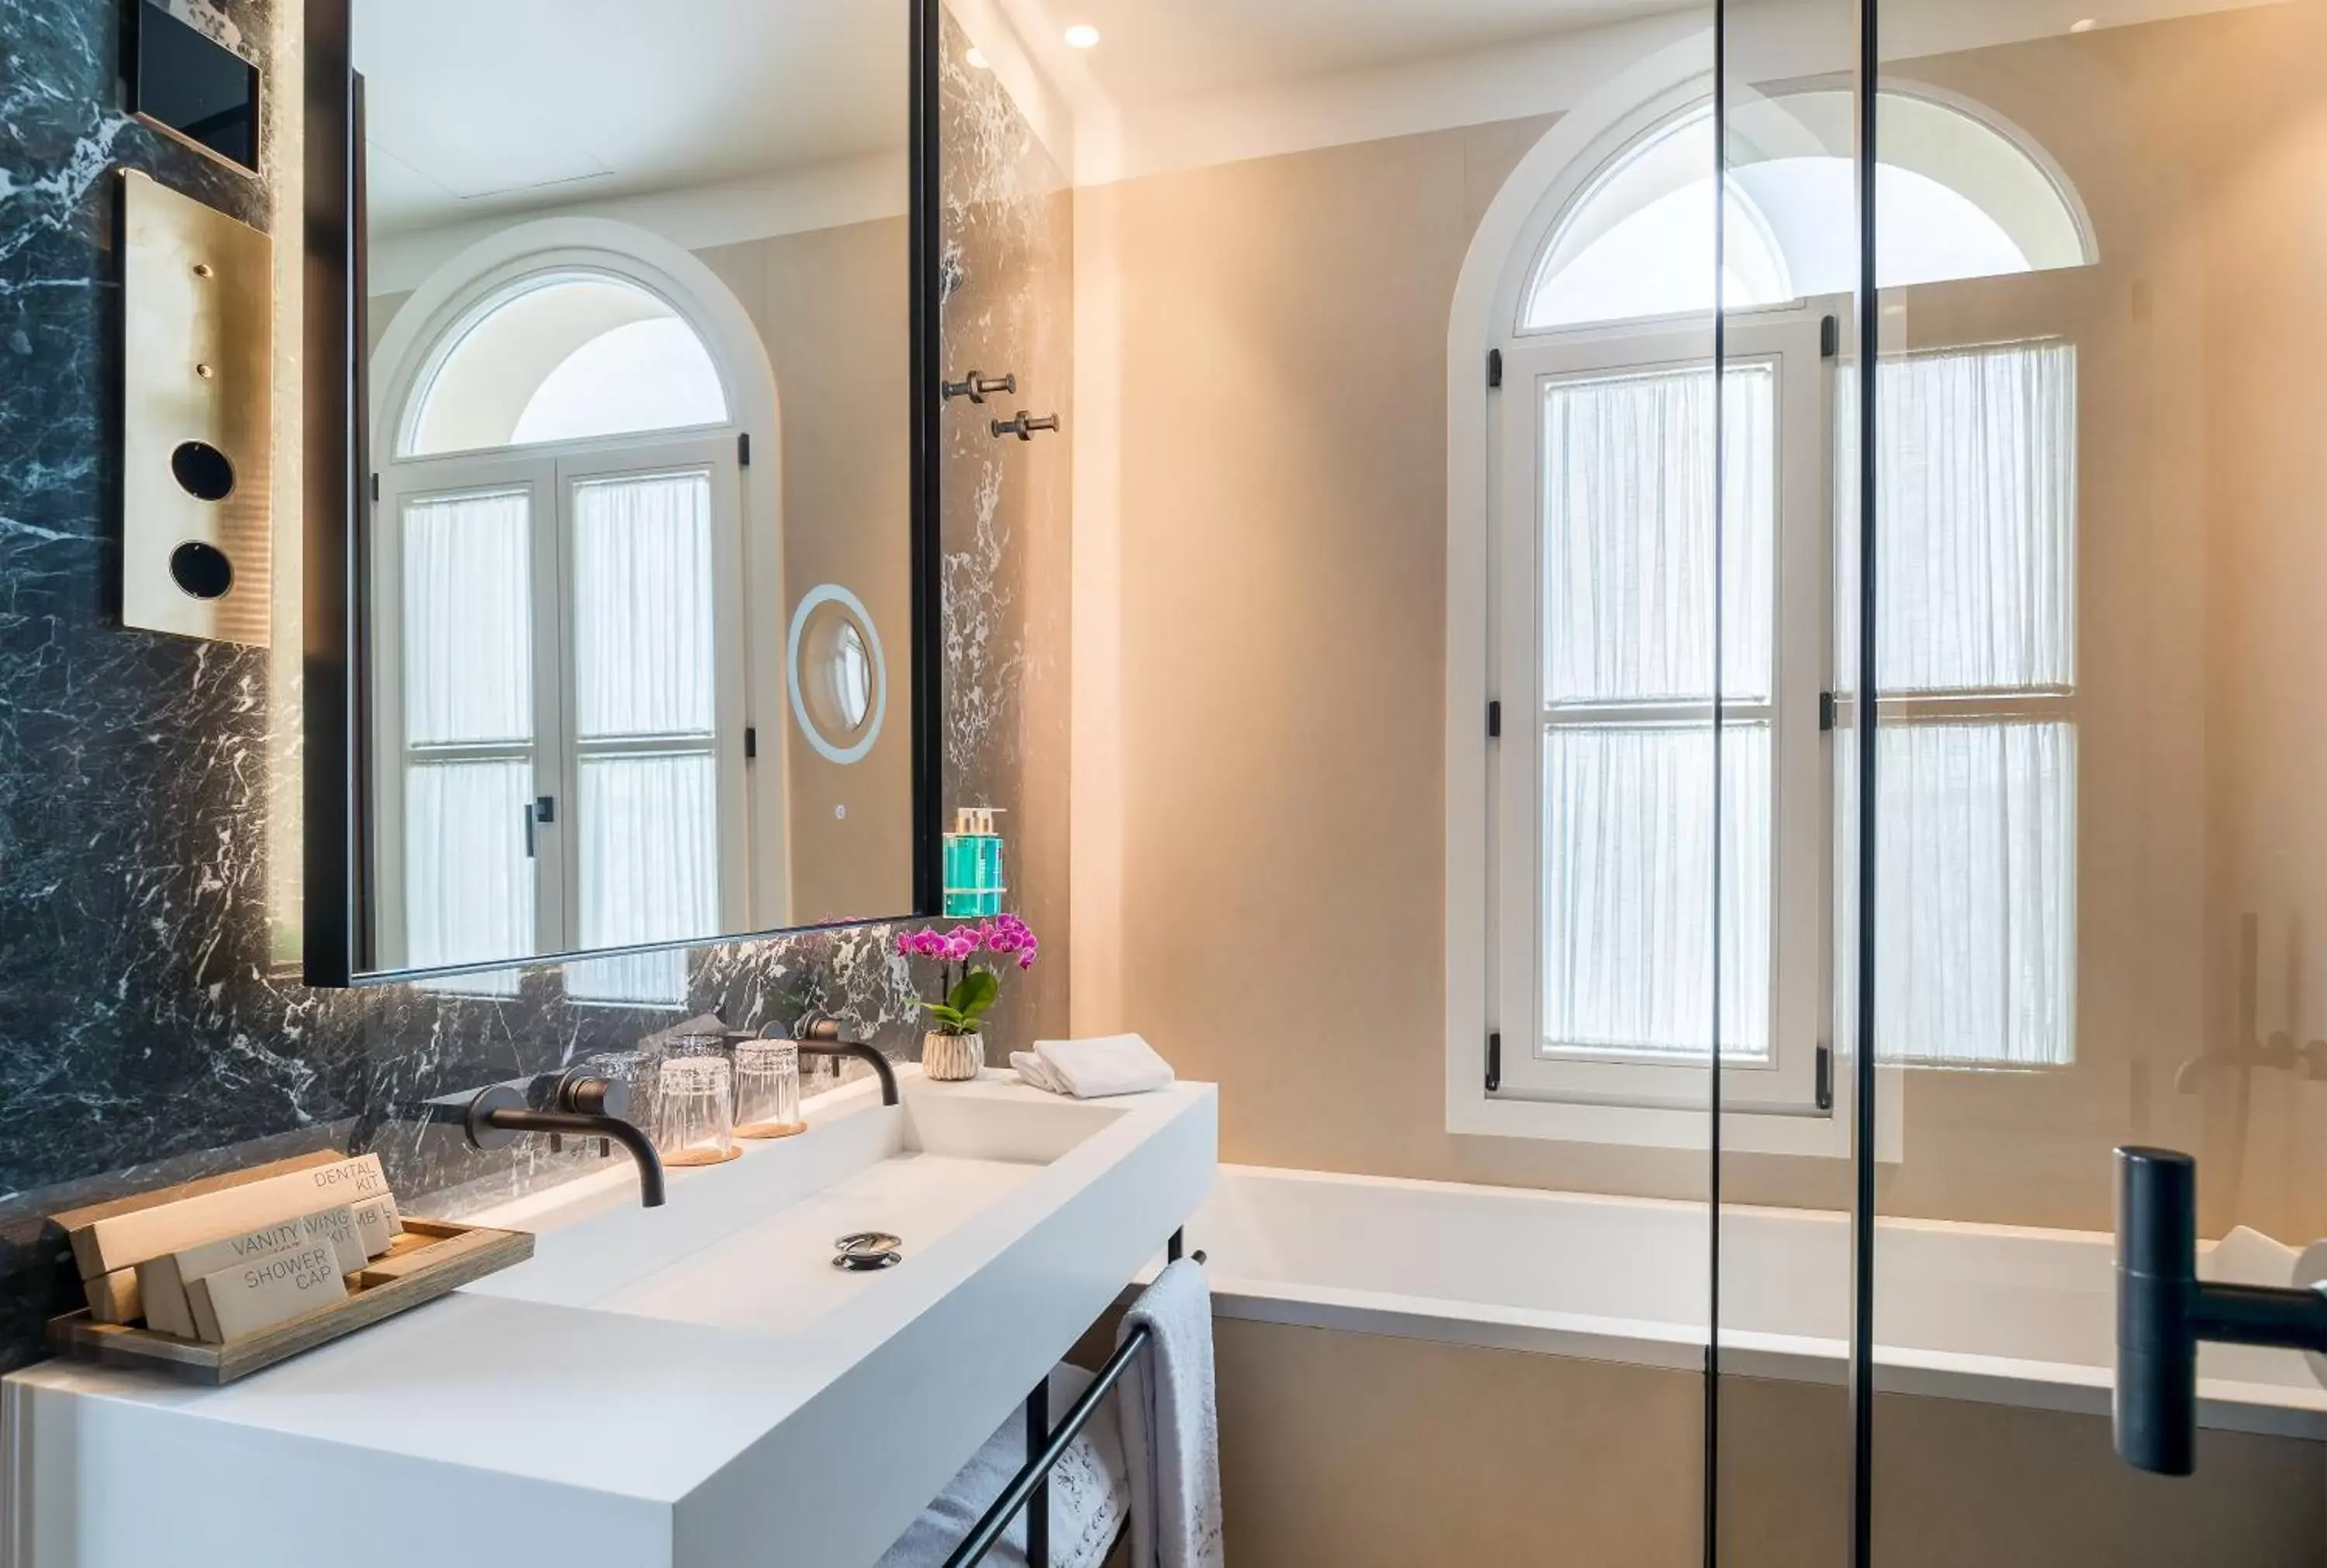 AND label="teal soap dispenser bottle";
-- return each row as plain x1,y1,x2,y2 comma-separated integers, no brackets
942,806,1007,918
